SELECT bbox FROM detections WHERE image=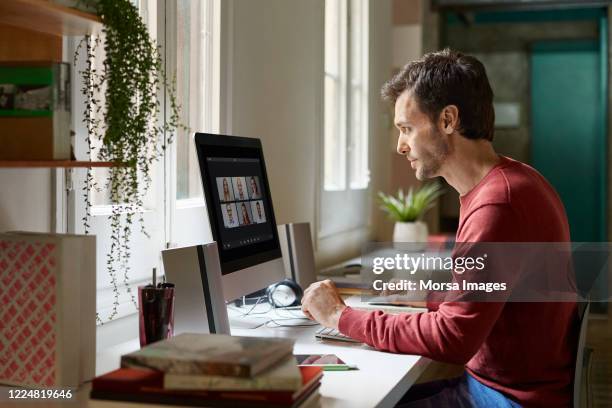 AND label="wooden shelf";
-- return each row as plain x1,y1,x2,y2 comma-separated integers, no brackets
0,0,102,37
0,160,122,168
